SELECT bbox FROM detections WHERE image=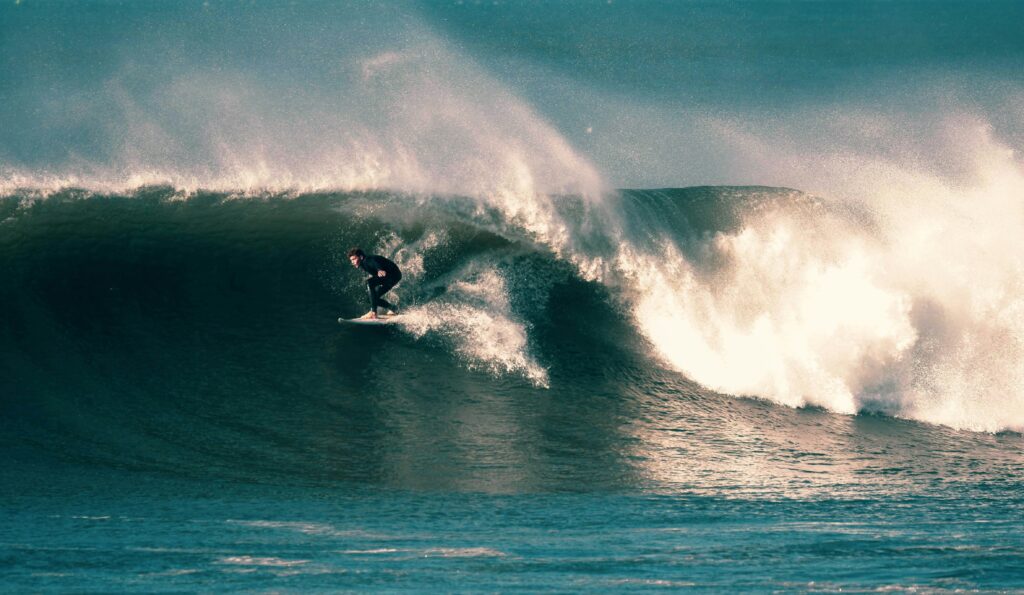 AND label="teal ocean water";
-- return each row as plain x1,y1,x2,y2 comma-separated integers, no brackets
3,1,1024,591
